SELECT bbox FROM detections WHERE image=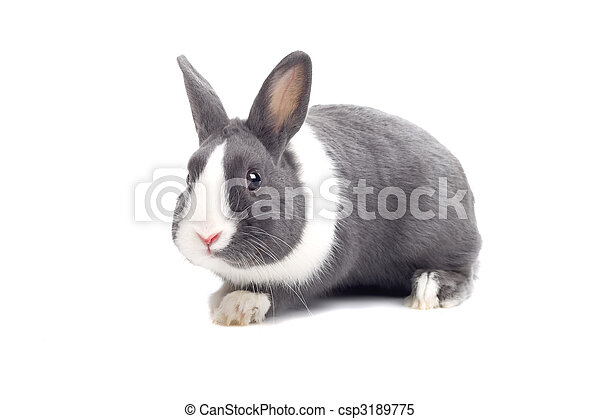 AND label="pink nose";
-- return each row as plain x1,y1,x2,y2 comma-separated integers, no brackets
198,232,221,247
